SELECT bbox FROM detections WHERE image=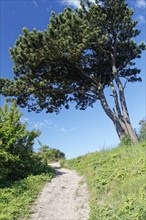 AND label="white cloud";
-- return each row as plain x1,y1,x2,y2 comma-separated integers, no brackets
137,15,146,24
21,116,76,134
60,0,100,8
60,127,76,134
61,0,82,8
60,127,68,133
32,119,56,129
21,117,56,130
32,1,39,8
136,0,146,8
